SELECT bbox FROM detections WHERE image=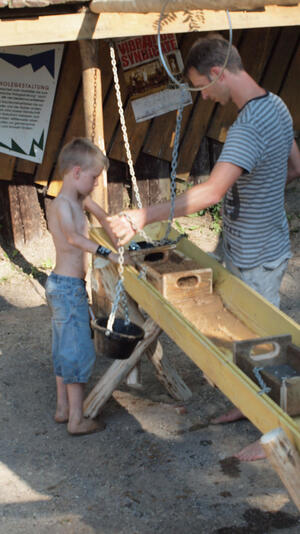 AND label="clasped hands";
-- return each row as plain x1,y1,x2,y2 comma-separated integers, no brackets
107,209,142,247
